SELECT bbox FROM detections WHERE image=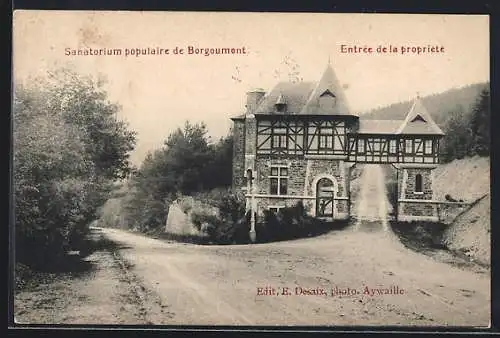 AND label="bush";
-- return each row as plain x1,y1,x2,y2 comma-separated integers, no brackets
190,208,219,231
185,197,346,245
257,202,341,243
186,188,249,244
14,71,136,270
390,221,449,250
